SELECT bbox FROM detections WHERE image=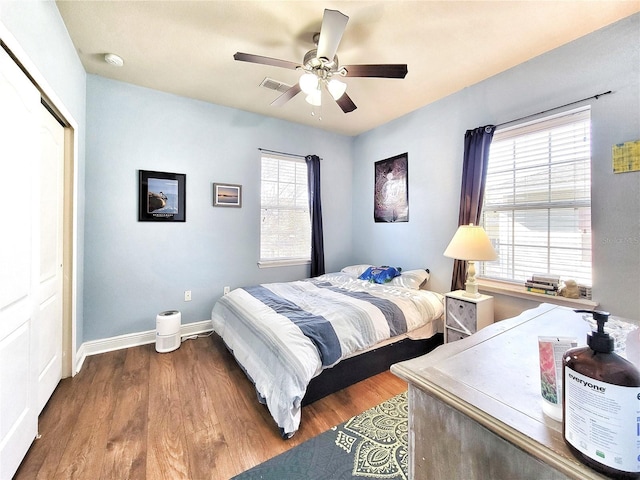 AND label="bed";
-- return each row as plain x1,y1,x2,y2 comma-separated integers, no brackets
211,265,445,438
